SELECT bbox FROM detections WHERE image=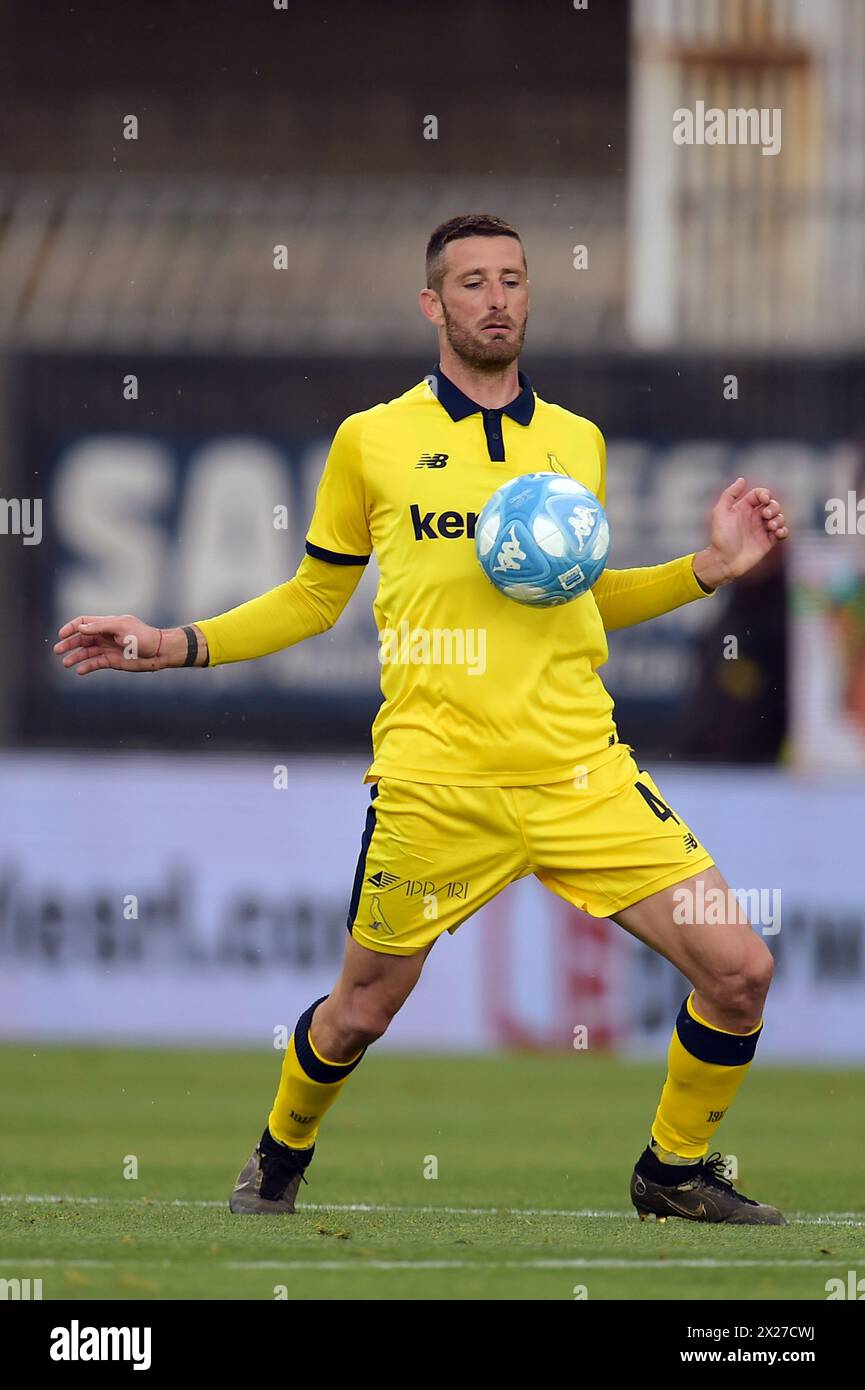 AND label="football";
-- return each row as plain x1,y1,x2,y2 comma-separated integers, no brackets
475,472,610,607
